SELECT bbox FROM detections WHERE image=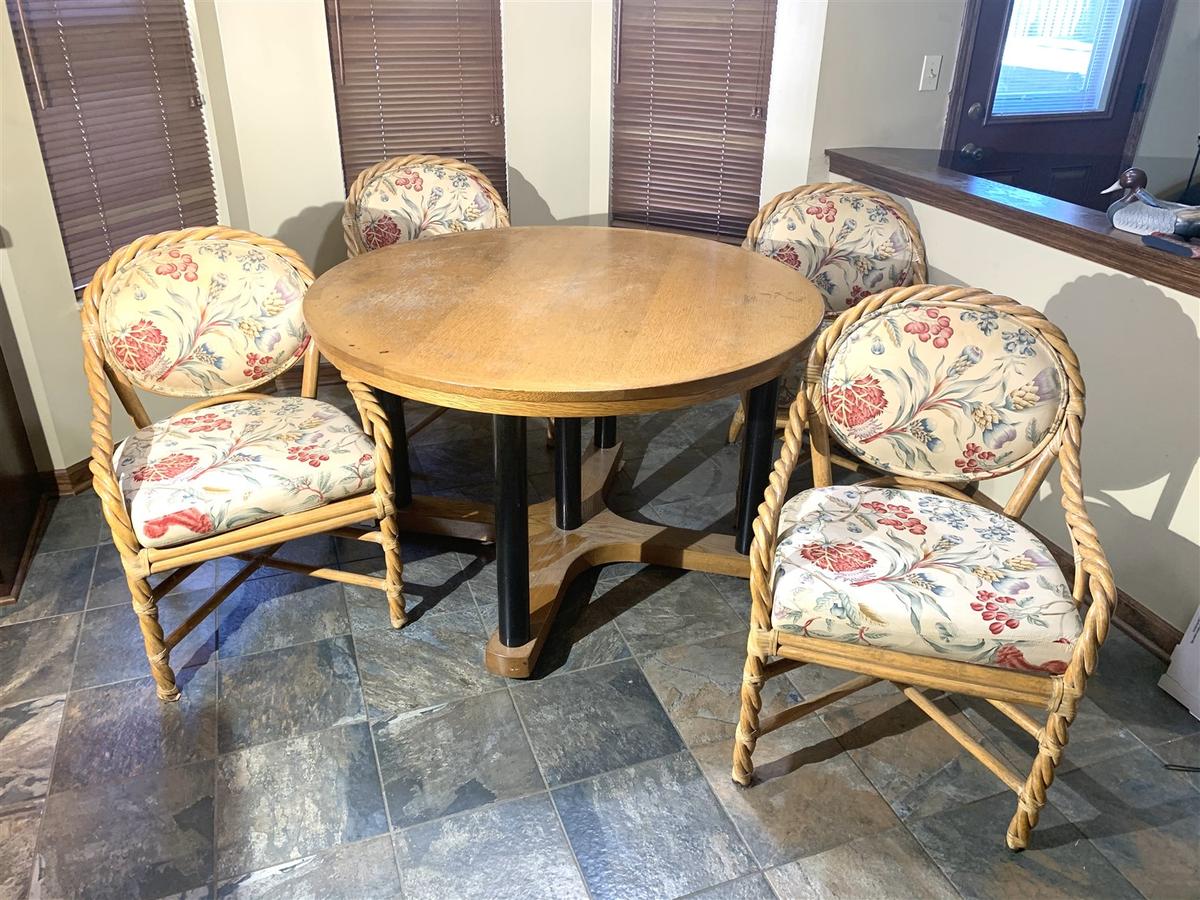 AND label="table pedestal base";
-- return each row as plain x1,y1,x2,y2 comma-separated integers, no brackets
393,442,750,678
